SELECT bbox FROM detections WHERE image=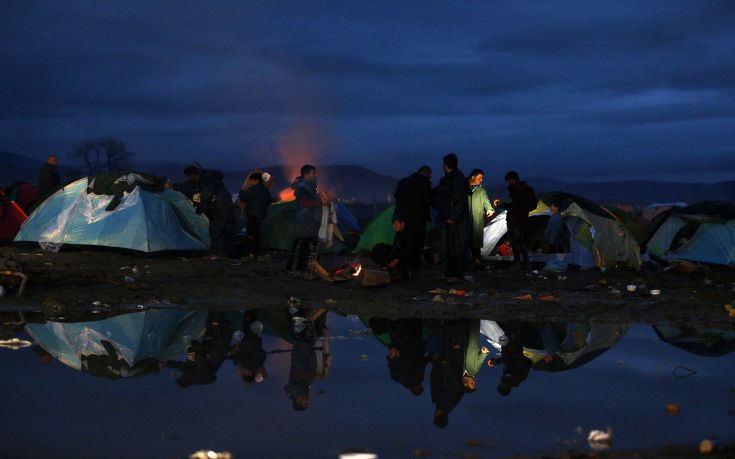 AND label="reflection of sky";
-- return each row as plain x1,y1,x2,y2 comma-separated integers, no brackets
1,318,734,458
